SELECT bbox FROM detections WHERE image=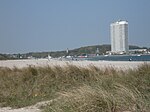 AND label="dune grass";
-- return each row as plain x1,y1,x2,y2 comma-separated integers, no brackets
0,63,150,111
